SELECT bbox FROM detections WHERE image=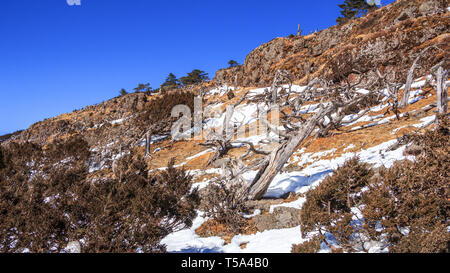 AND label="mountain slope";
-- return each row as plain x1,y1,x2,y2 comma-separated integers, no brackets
1,0,449,253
